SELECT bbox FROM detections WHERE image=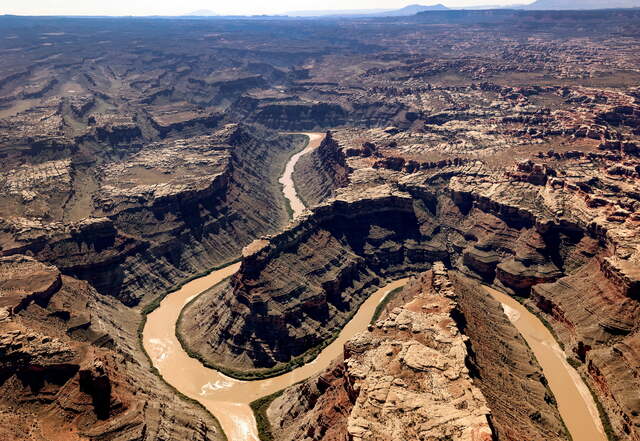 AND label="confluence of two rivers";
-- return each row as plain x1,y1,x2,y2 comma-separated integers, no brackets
142,133,605,441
